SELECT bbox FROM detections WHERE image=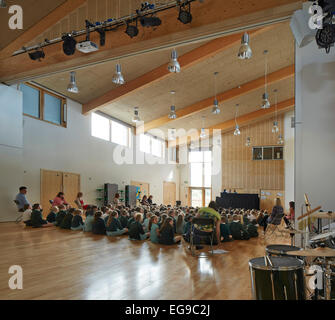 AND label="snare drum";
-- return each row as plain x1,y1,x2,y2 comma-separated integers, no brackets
249,257,306,300
266,244,301,257
310,231,335,249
